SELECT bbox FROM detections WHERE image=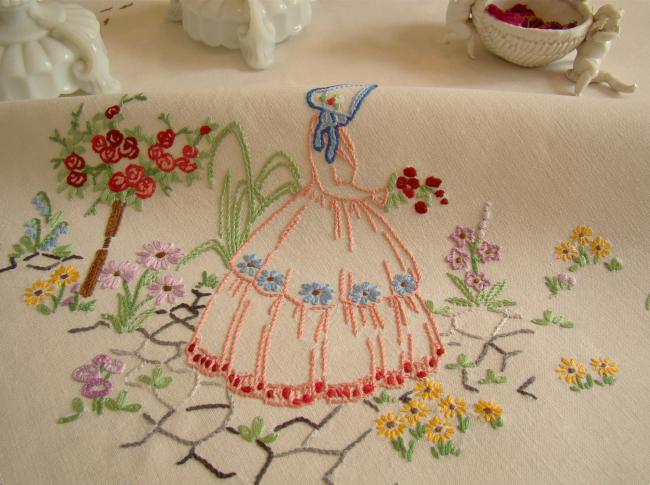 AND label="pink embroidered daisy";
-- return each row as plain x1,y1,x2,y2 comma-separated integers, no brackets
450,226,476,248
148,274,185,305
464,271,490,292
99,260,139,289
81,377,112,398
92,354,126,374
445,248,470,270
477,241,501,263
136,241,185,270
72,364,100,382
